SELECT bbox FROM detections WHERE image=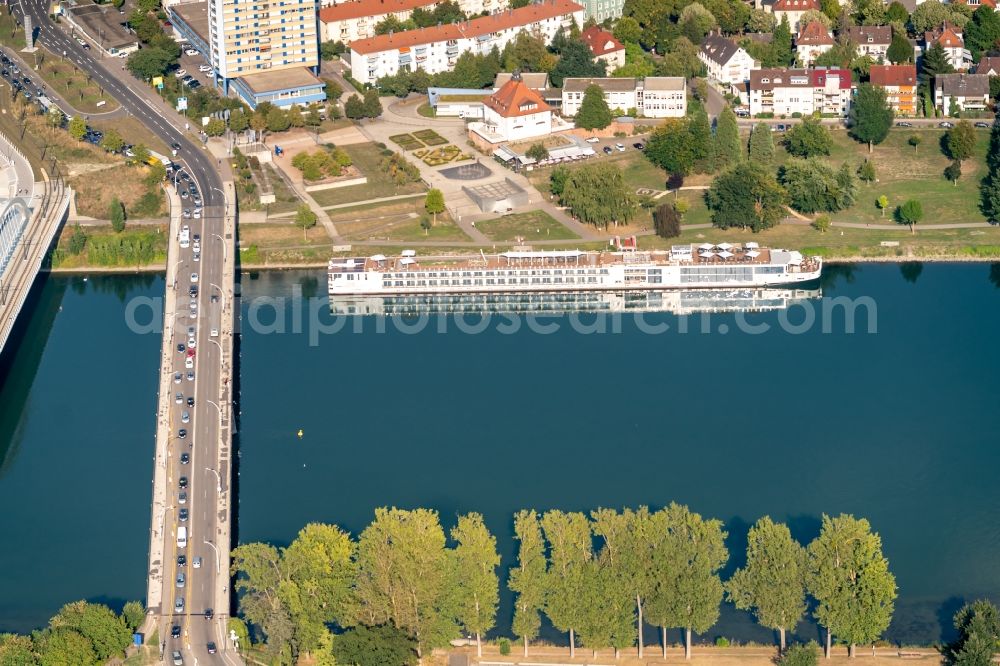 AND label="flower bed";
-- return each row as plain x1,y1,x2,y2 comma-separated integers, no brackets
413,129,448,146
417,145,464,166
389,133,424,151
